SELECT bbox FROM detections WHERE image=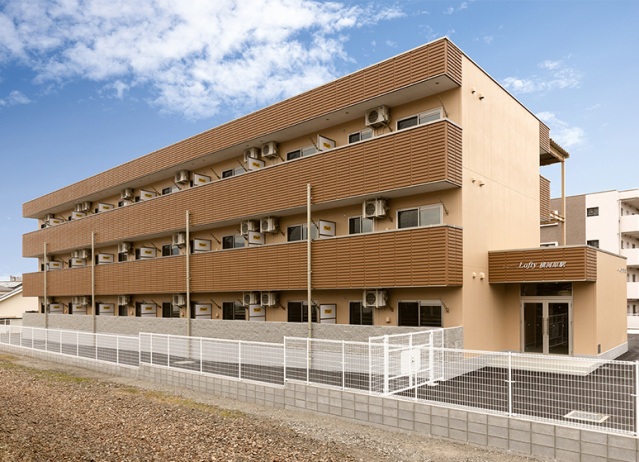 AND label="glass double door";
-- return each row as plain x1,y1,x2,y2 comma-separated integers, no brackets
522,300,571,355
